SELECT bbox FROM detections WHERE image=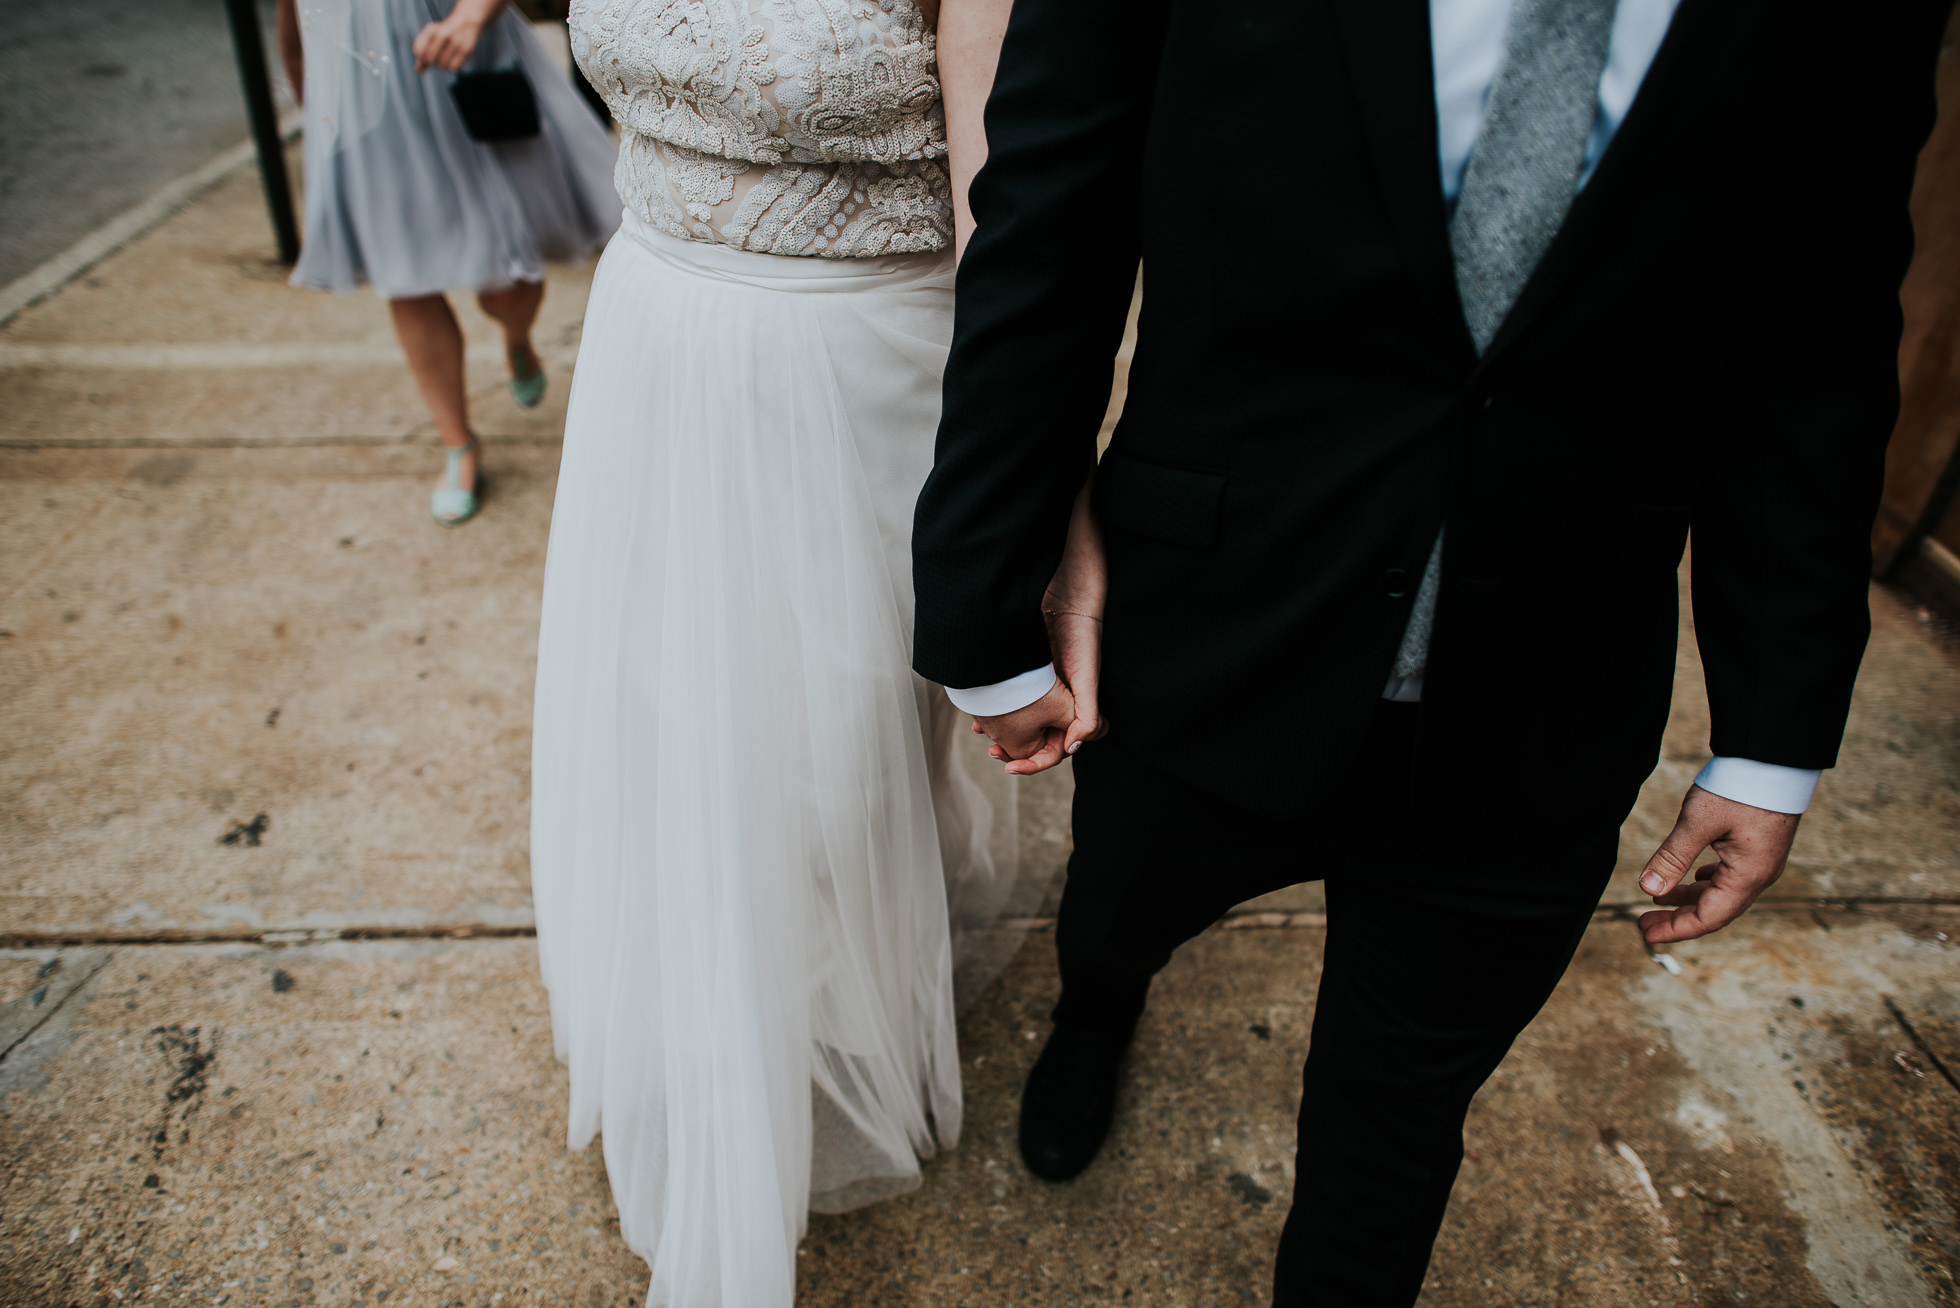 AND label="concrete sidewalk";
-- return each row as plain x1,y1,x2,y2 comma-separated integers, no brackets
2,152,1957,1308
